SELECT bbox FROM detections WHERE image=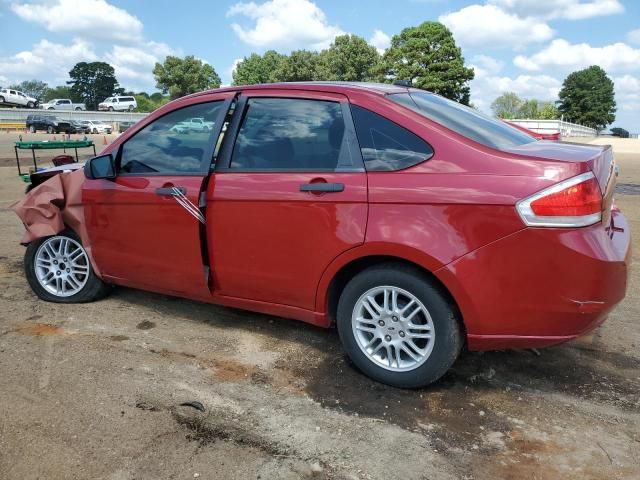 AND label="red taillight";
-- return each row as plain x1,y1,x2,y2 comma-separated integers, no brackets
516,172,603,227
530,176,601,216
